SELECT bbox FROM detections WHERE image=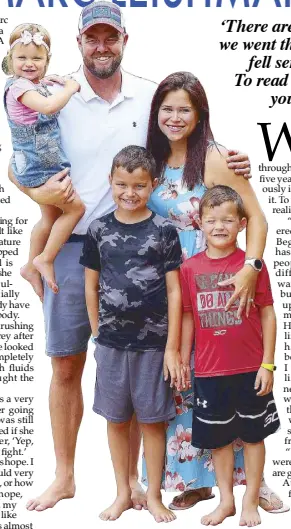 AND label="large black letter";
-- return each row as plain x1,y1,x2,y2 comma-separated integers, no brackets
257,122,291,161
